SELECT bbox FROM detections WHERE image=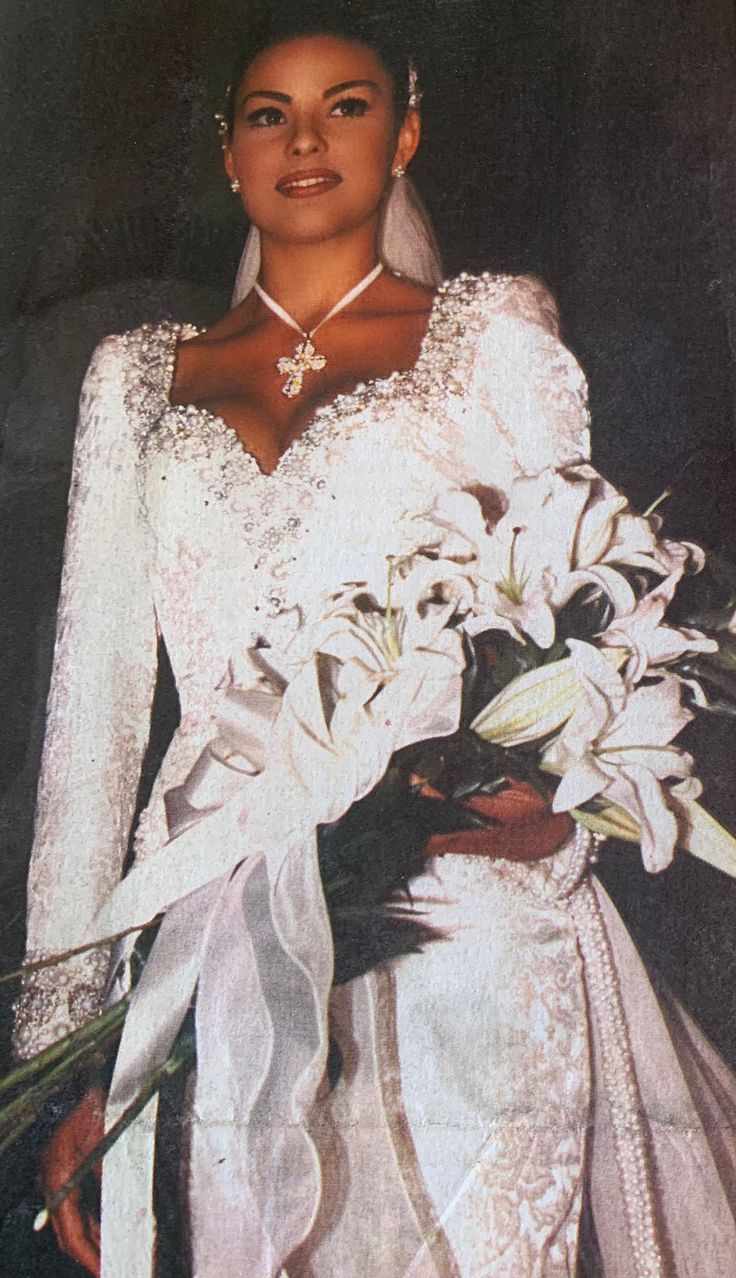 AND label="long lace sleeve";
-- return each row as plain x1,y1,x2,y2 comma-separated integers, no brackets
12,336,158,1059
465,274,591,481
